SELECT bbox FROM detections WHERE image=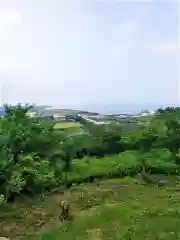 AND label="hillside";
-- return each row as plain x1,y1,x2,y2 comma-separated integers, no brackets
0,105,180,239
1,177,180,239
